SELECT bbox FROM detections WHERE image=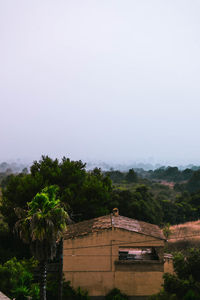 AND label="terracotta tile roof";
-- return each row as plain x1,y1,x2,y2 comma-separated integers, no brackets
0,292,10,300
64,215,165,240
